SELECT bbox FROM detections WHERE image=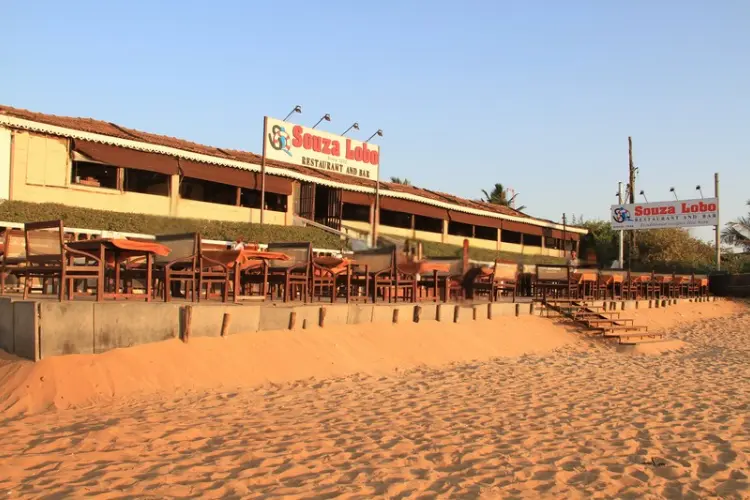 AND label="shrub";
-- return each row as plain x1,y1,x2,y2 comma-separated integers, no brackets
419,240,567,265
0,201,344,249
